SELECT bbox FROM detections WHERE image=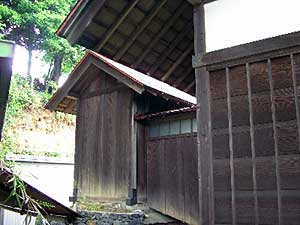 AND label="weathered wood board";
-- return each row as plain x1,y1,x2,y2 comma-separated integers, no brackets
209,52,300,225
146,133,198,225
75,71,132,201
